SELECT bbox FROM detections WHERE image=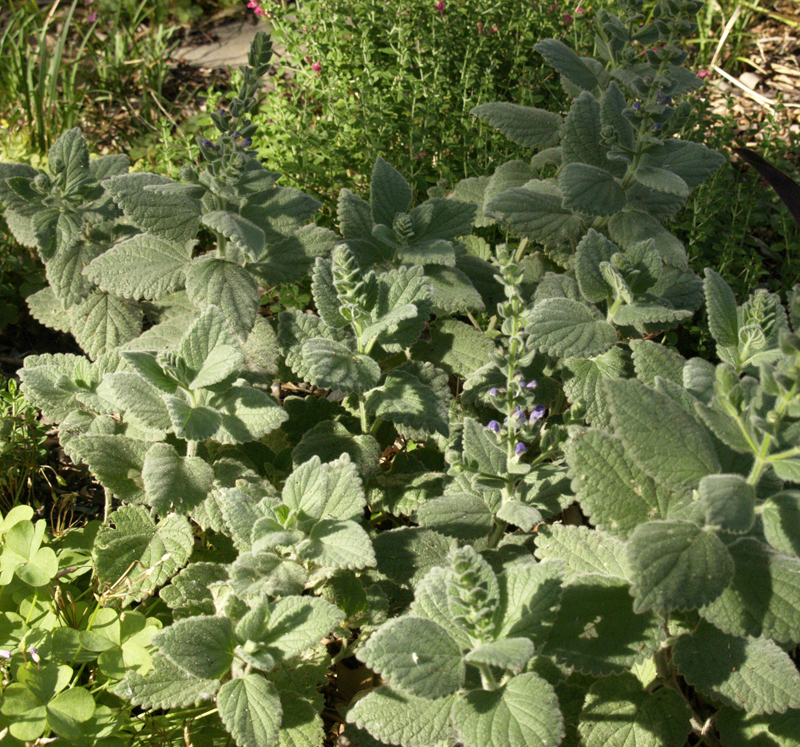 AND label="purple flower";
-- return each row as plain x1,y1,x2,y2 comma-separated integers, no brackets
241,137,253,148
0,649,11,659
201,139,214,148
525,380,538,389
632,101,641,111
487,420,501,434
515,442,528,456
515,406,526,424
435,0,444,15
529,405,546,424
652,123,662,131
